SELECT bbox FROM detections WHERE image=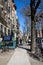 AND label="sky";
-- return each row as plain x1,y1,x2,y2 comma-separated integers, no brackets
14,0,43,32
14,0,30,32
